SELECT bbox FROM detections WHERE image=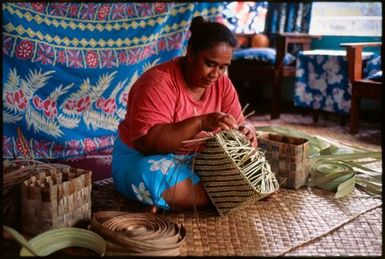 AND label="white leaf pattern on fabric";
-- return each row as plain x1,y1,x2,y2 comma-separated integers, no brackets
325,96,334,111
313,94,322,109
131,182,153,205
296,82,313,105
316,55,324,64
323,57,343,84
296,67,304,77
333,88,350,112
148,158,175,175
